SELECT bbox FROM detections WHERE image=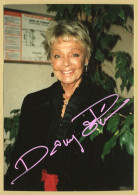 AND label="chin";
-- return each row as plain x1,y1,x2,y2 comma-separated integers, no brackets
61,77,82,85
61,80,75,84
